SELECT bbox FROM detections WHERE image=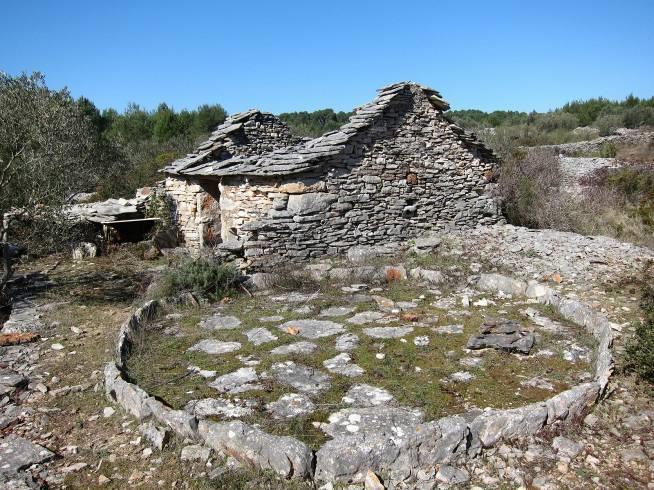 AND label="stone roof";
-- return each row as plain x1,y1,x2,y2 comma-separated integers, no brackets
168,82,494,178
